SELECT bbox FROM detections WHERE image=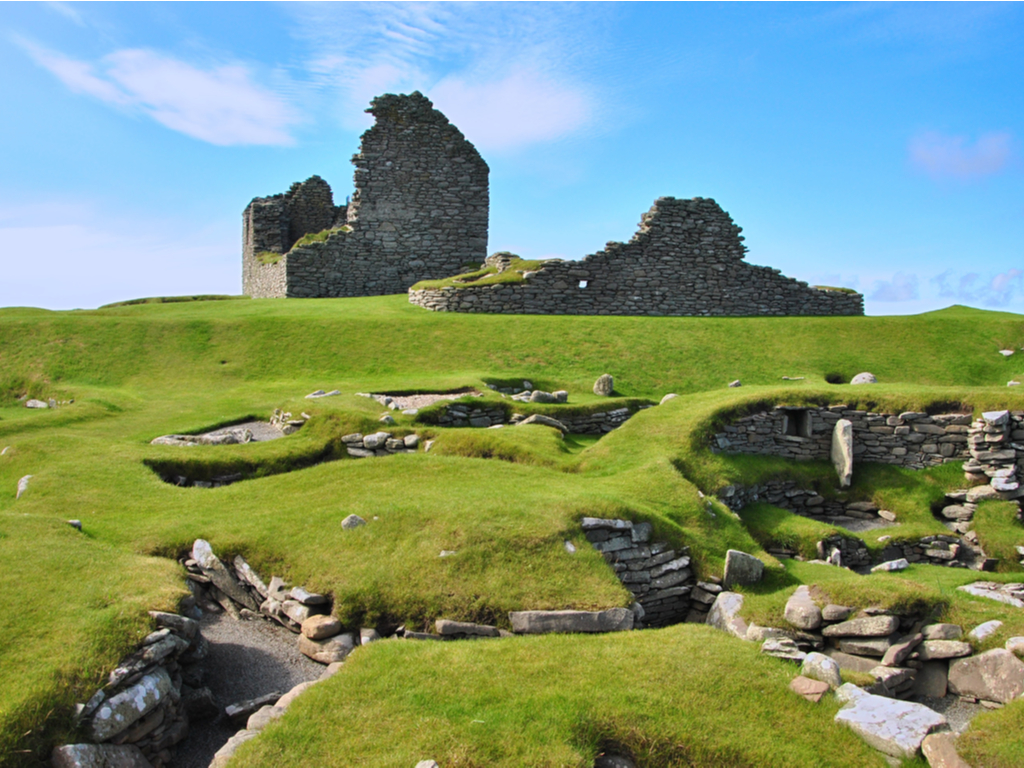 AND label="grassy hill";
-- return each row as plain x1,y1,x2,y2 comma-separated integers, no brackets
2,296,1023,766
